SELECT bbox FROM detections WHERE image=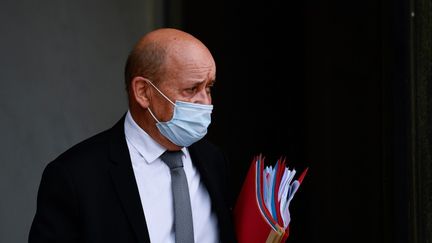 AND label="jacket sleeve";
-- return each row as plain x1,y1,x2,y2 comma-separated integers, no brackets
29,161,80,243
